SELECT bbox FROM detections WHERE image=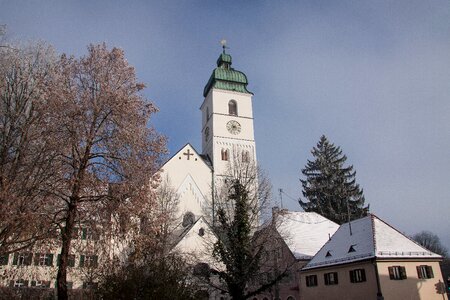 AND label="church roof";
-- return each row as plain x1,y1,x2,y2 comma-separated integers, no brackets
203,51,252,97
303,214,442,270
274,211,339,260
